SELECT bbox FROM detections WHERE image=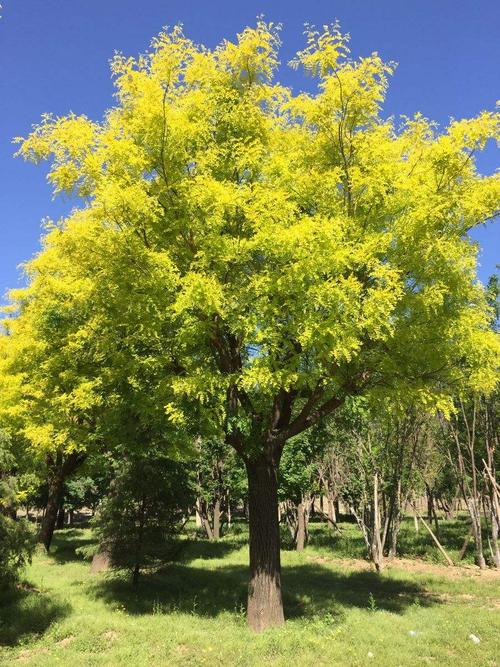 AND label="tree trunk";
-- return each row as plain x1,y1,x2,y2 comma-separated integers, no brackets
202,513,214,540
296,500,306,551
40,471,64,551
246,458,285,632
371,472,384,572
56,506,65,530
39,450,86,551
426,485,434,524
213,497,221,540
195,498,203,528
491,504,500,568
467,497,486,569
325,489,338,531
